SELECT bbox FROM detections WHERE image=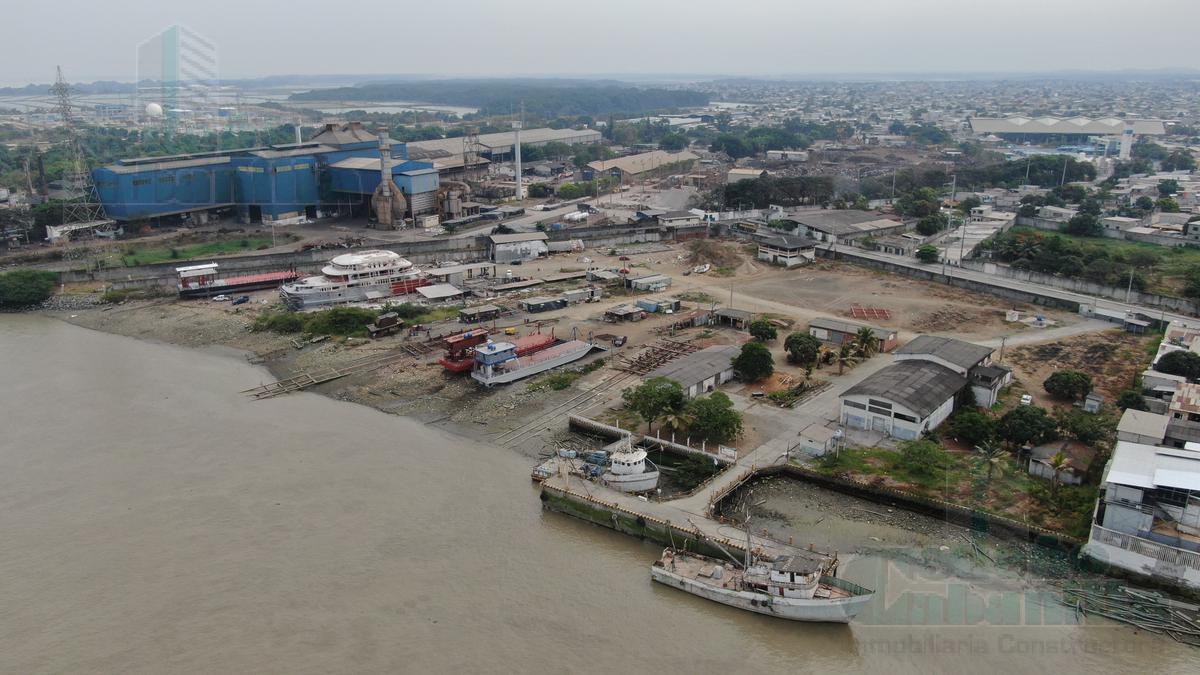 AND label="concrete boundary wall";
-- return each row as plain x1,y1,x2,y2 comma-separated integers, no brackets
959,259,1200,315
817,247,1083,311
